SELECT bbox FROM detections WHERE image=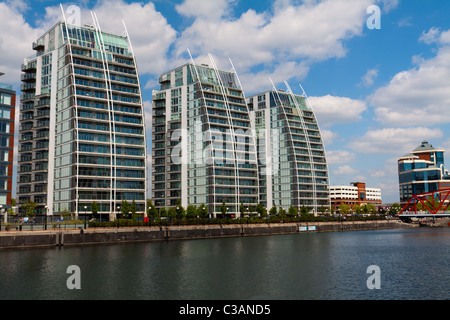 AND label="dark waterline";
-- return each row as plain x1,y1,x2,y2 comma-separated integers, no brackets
0,228,448,300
